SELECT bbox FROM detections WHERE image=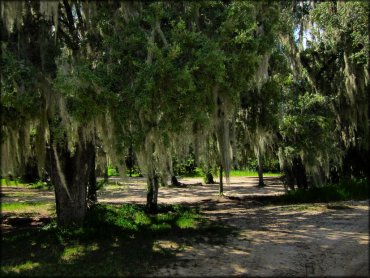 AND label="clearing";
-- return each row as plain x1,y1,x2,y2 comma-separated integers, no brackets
1,176,369,276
